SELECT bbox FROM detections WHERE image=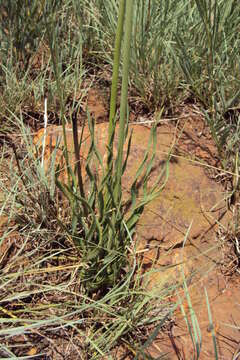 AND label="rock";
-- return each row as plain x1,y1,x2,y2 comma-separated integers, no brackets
34,121,226,257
